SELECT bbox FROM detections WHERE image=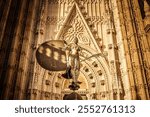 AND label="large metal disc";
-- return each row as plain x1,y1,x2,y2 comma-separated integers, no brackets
36,40,67,71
